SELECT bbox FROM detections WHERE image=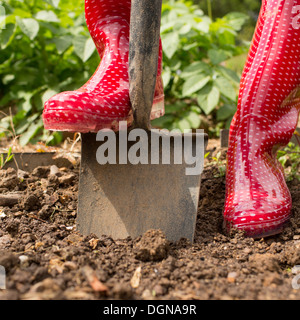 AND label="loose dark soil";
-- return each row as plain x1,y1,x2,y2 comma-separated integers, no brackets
0,142,300,300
